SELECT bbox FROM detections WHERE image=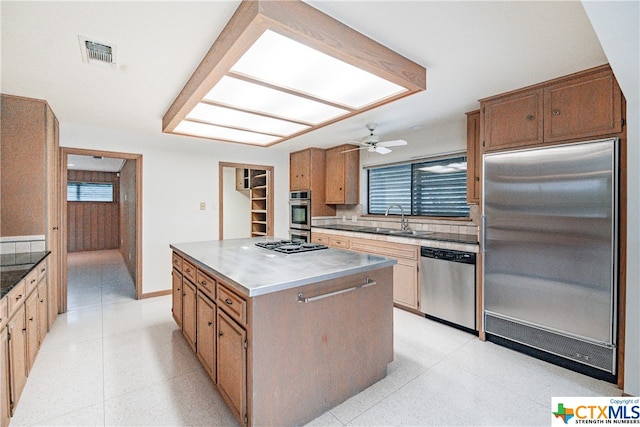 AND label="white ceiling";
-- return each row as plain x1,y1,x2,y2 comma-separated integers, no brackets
1,1,608,154
67,154,125,173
